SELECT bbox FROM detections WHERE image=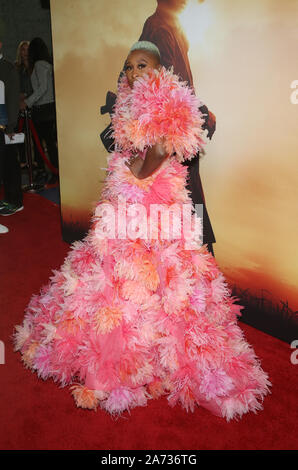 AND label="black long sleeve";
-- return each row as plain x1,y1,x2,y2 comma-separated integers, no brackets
0,58,20,133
